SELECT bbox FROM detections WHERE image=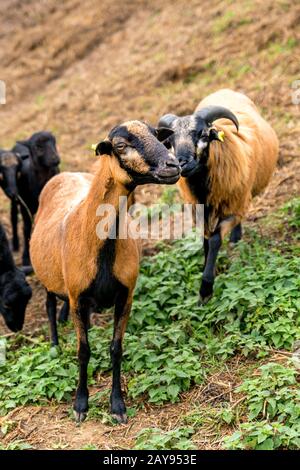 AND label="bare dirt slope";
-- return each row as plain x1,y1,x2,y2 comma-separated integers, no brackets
0,0,299,449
